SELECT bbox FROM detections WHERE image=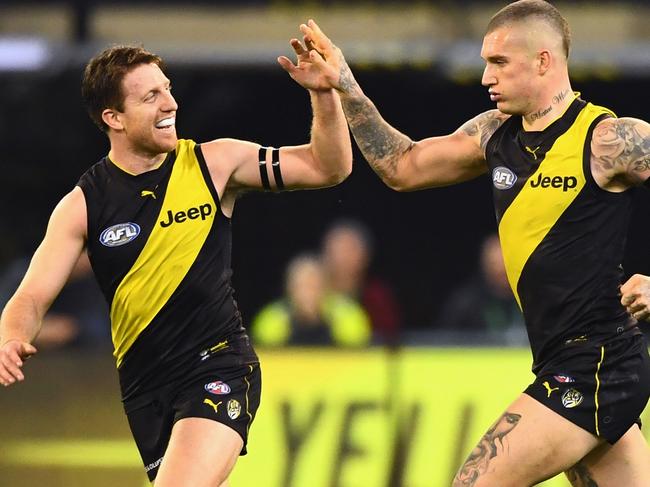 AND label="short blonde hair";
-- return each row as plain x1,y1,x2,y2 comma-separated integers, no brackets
487,0,571,59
